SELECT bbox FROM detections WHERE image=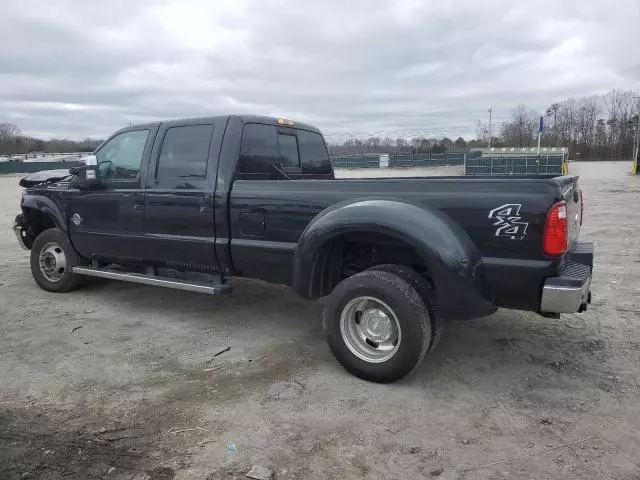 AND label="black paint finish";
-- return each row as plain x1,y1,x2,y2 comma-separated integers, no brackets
18,114,587,320
142,118,224,270
65,123,159,260
225,175,577,316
